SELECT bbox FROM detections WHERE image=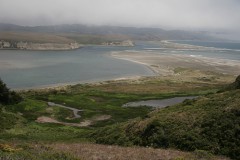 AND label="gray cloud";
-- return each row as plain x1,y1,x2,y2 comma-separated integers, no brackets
0,0,240,32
